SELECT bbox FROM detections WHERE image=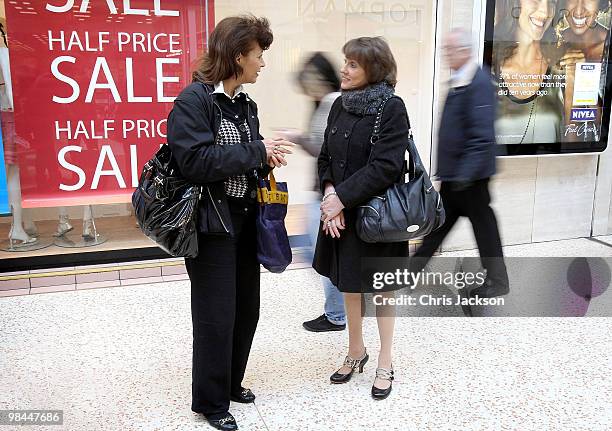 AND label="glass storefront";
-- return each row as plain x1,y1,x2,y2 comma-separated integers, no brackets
0,0,463,271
